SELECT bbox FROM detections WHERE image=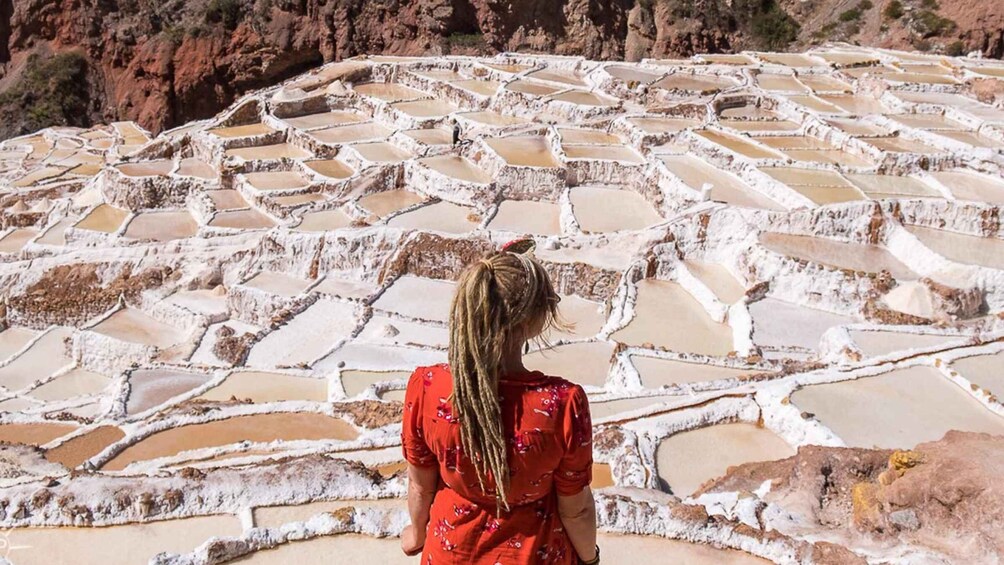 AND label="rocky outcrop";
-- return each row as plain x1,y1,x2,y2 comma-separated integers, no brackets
698,431,1004,564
